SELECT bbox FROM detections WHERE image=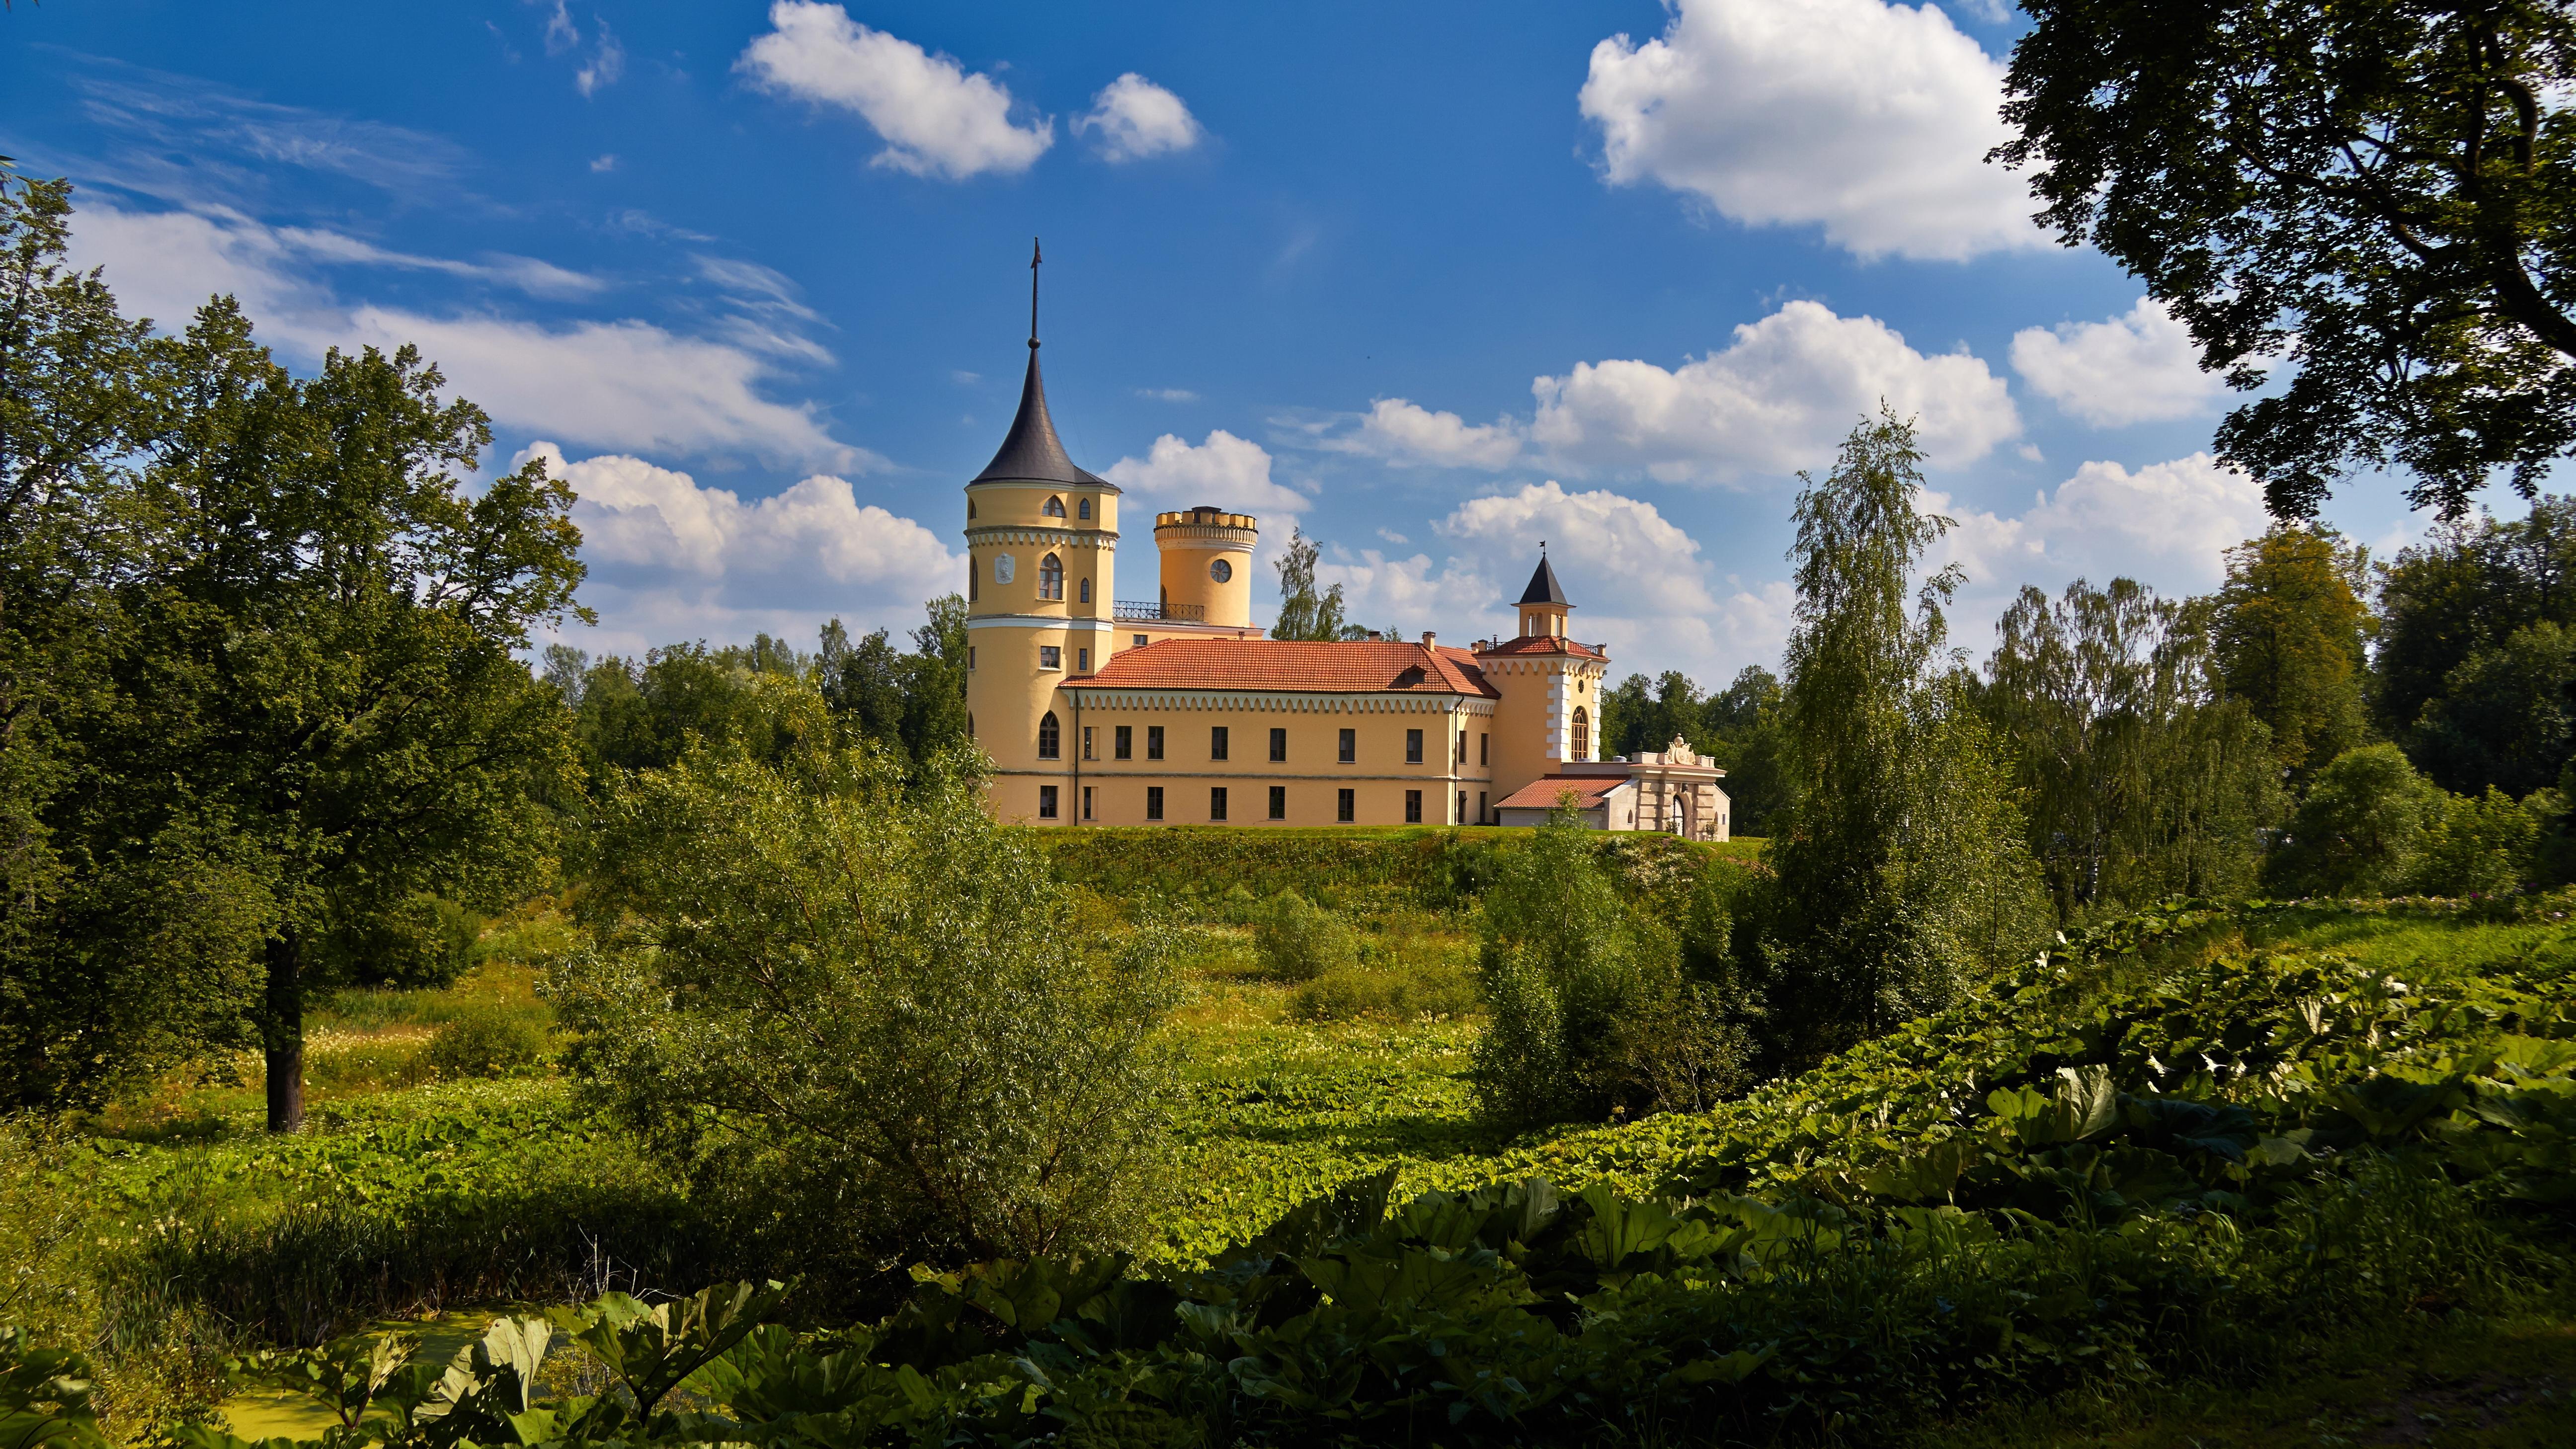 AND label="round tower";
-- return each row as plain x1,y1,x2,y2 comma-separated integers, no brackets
963,242,1114,824
1476,552,1607,803
1152,506,1257,628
